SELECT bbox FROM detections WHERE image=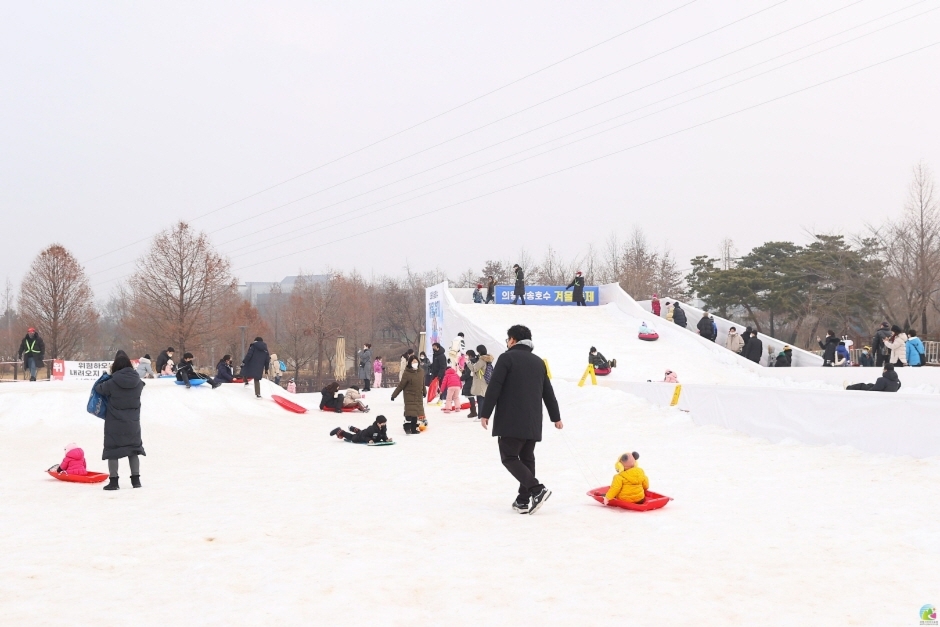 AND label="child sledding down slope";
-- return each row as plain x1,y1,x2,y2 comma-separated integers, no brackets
55,443,87,475
604,452,648,505
330,415,391,444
